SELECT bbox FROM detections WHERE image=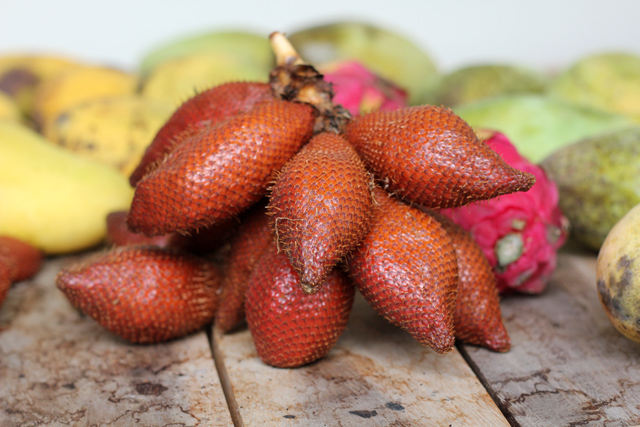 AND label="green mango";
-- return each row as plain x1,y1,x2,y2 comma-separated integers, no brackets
428,64,548,107
288,21,438,106
455,94,633,163
540,127,640,251
139,30,274,76
549,52,640,122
